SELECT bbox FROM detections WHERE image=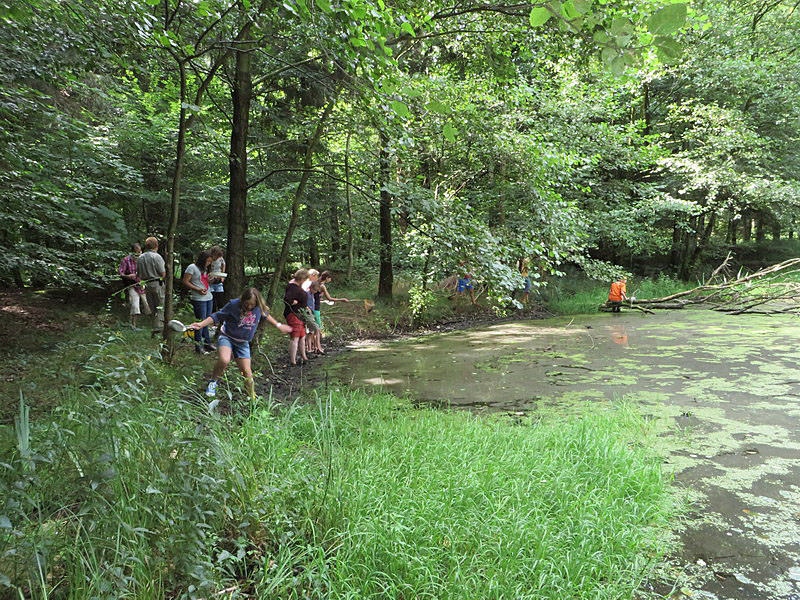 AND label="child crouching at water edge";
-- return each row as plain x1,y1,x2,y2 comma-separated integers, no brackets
189,287,292,399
